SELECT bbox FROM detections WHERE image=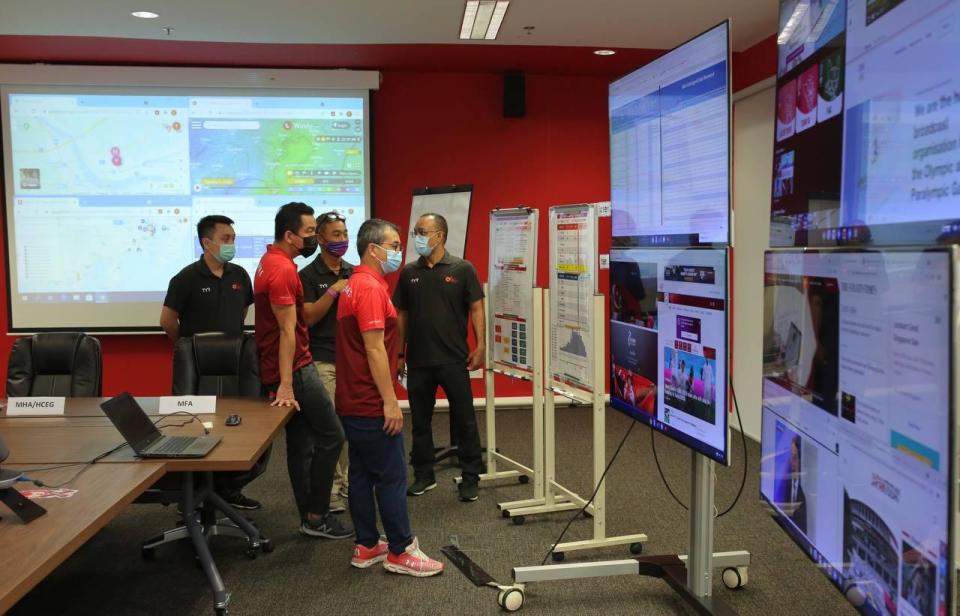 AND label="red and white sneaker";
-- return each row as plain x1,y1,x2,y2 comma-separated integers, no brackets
383,537,444,577
351,539,389,569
